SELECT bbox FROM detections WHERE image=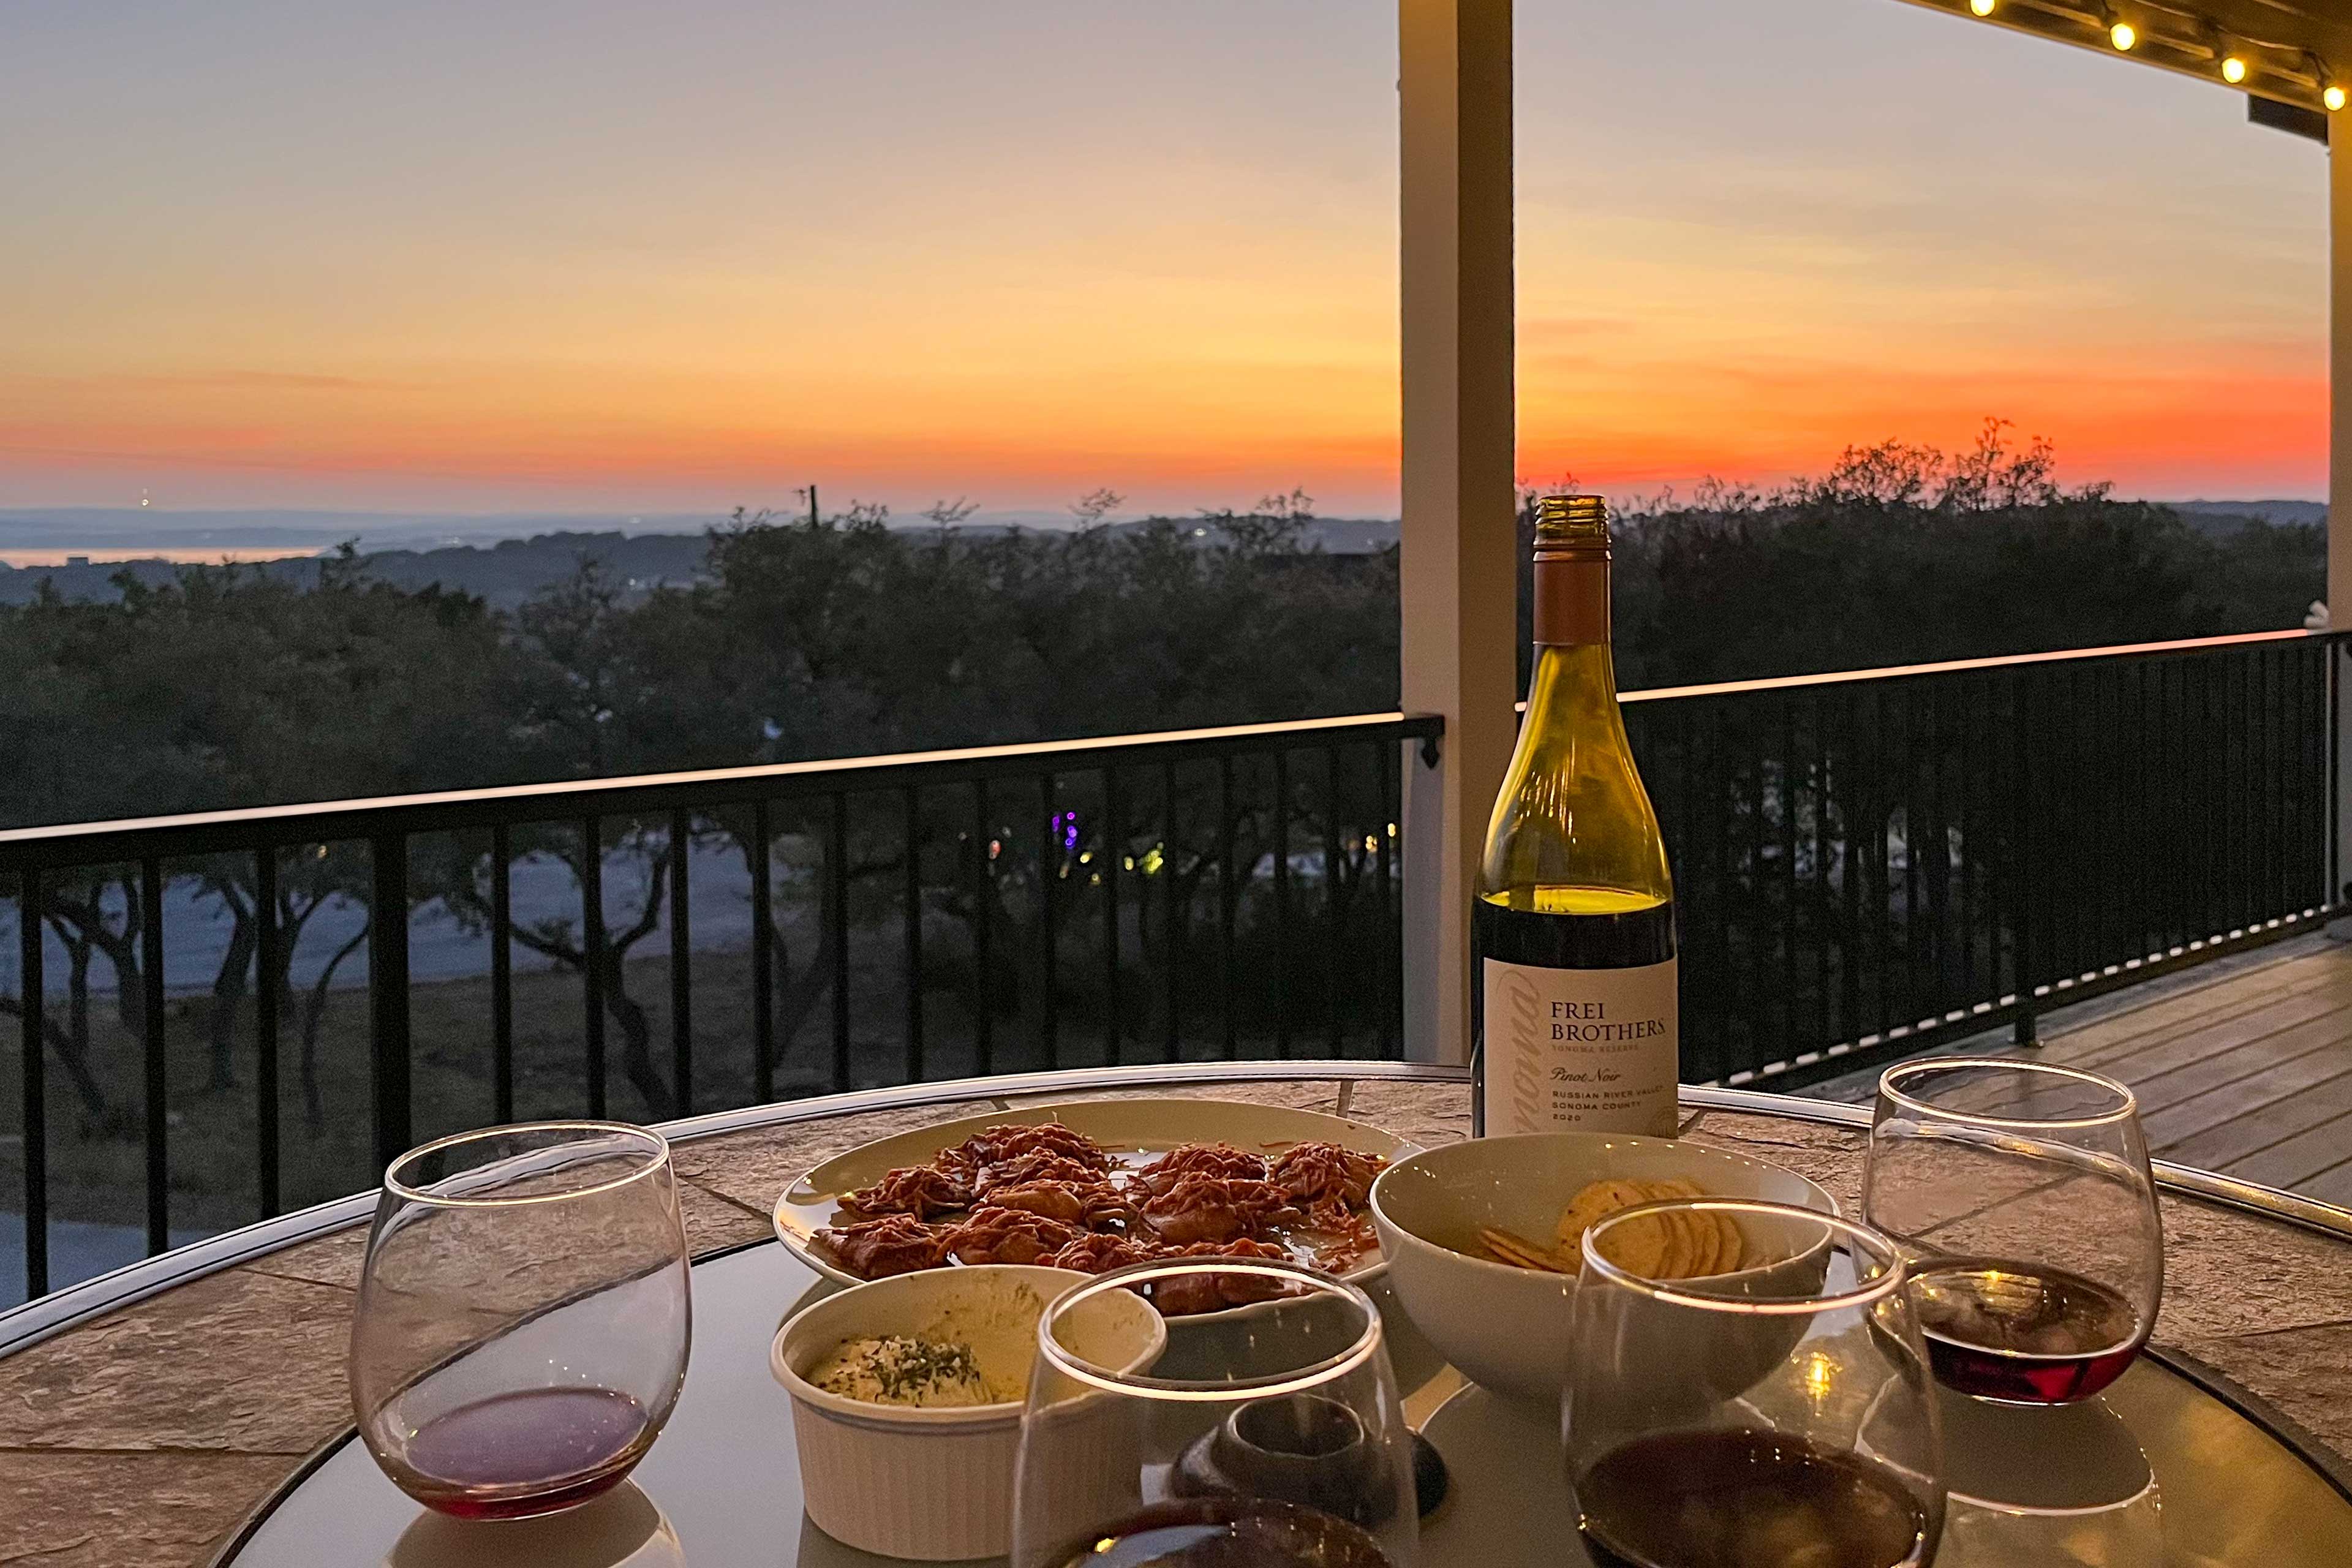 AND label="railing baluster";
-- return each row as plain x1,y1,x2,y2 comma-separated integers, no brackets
1901,682,1921,1026
1780,700,1798,1056
140,856,168,1253
368,835,413,1174
491,824,513,1122
2162,658,2182,950
1102,766,1120,1068
1928,679,1947,1012
1812,691,1831,1050
19,867,47,1298
970,784,992,1077
1163,760,1181,1064
2267,647,2285,917
750,802,775,1101
1219,754,1238,1061
254,846,280,1219
1376,740,1396,1061
1325,745,1344,1059
1273,748,1291,1059
1711,703,1735,1074
2011,672,2036,1042
669,809,693,1117
830,793,851,1091
2329,638,2343,911
1038,774,1057,1071
905,786,924,1083
581,818,606,1118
